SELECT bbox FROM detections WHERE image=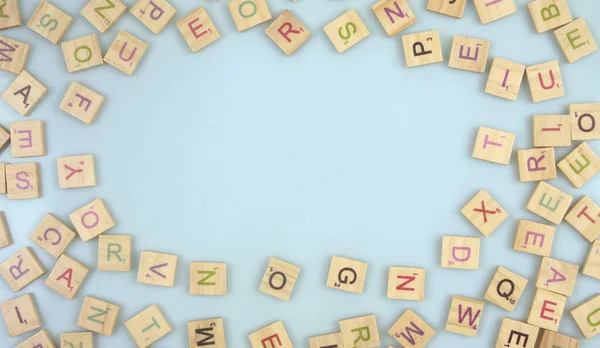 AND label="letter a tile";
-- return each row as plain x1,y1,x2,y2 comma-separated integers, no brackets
45,254,90,300
536,257,578,297
461,189,508,237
